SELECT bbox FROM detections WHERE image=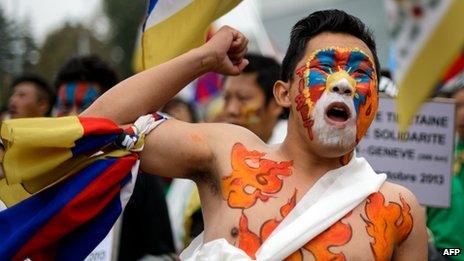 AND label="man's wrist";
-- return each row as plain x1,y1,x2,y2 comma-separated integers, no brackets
192,46,218,75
